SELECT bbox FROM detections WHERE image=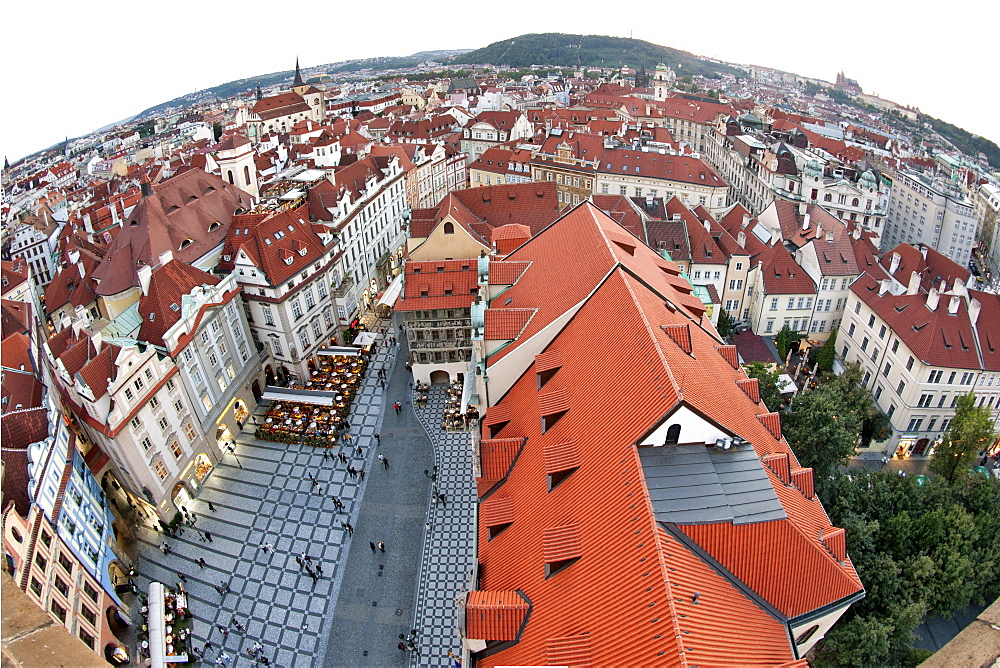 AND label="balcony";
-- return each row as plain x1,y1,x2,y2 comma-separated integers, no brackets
331,275,355,299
